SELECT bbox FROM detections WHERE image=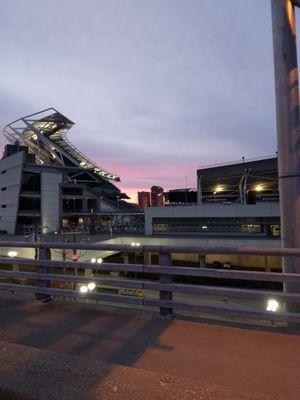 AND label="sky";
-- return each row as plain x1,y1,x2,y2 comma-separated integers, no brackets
0,0,290,202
